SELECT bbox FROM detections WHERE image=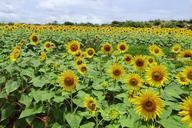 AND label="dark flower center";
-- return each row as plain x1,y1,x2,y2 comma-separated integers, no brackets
129,78,138,86
70,44,78,52
113,69,121,76
32,36,38,42
104,45,111,52
64,77,74,86
136,59,144,67
152,71,163,81
142,100,156,112
120,45,126,50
